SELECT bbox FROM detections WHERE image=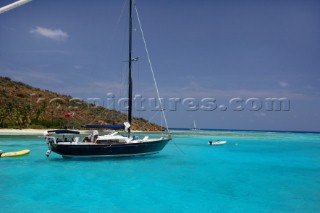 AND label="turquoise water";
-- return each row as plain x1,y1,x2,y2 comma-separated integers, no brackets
0,131,319,213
